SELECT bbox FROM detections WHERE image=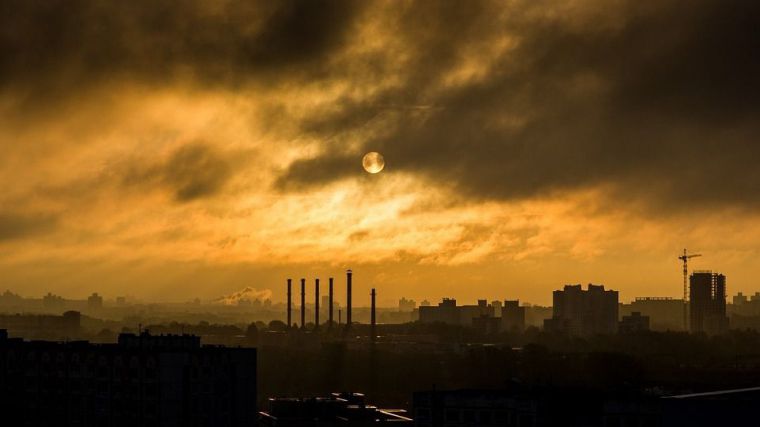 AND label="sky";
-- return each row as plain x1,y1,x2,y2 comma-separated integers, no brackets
1,0,759,306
